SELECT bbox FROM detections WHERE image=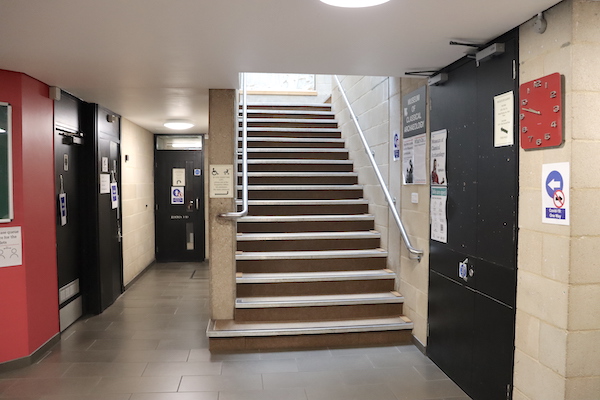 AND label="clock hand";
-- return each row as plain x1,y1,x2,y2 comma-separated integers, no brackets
522,107,541,115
